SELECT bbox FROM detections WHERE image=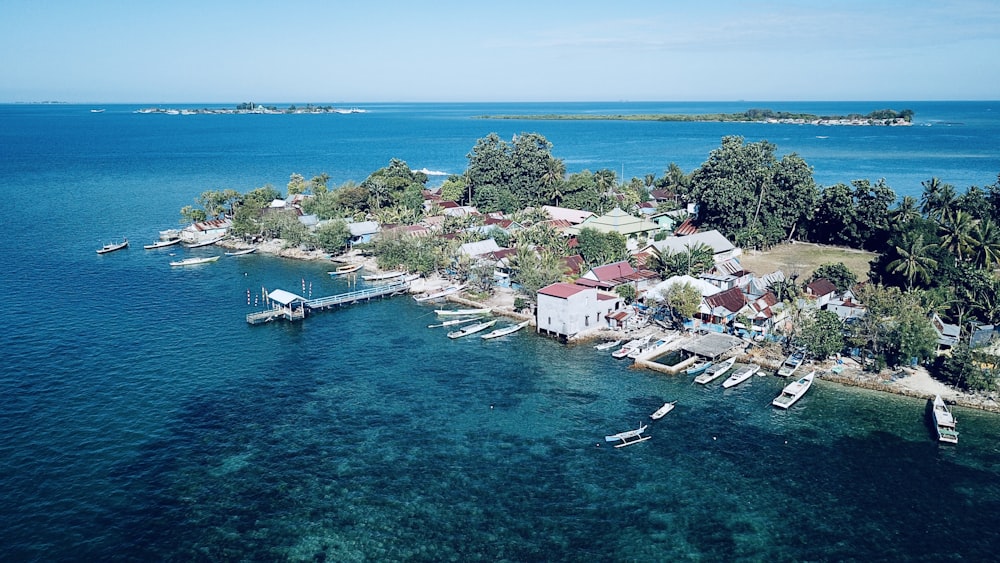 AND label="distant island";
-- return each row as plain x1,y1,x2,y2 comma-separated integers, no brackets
478,108,913,126
134,102,367,115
